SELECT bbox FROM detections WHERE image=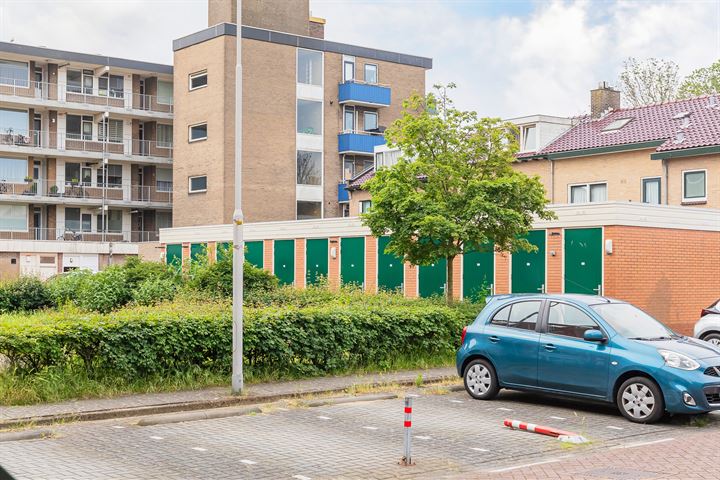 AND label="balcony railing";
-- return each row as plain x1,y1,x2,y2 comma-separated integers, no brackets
338,130,386,154
338,80,391,107
0,78,173,114
0,178,173,205
0,129,173,159
0,228,160,243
